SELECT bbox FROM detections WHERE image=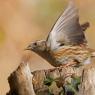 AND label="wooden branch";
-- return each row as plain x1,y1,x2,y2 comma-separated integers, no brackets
6,57,95,95
6,62,35,95
32,66,83,95
78,63,95,95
